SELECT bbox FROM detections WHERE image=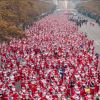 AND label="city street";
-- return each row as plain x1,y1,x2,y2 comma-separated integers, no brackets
55,0,100,54
0,0,100,99
78,14,100,54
